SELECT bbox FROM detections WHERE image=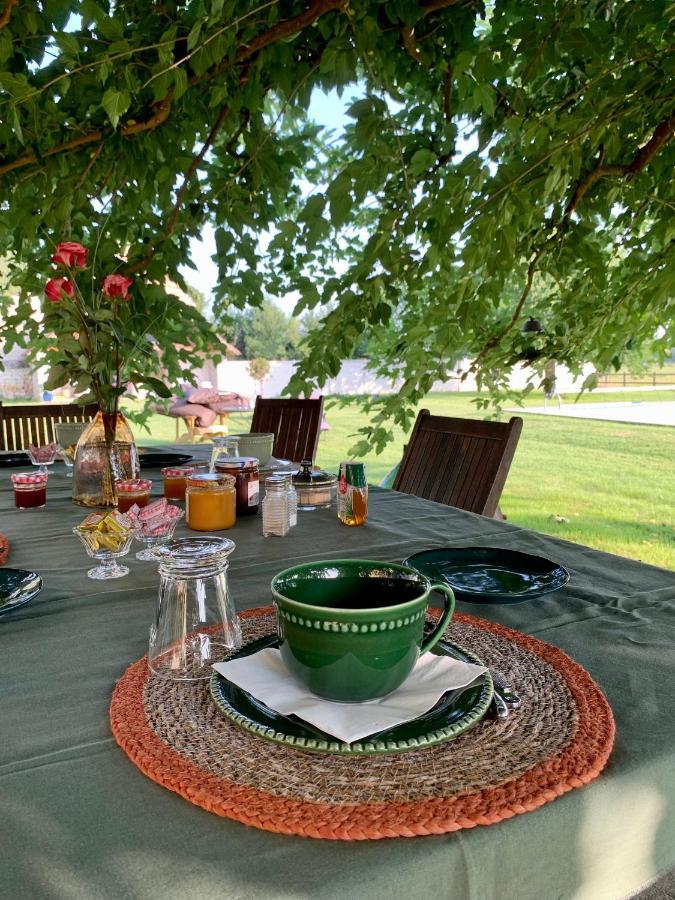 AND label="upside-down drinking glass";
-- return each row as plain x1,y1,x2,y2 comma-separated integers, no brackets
148,536,241,680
